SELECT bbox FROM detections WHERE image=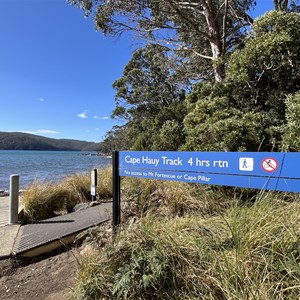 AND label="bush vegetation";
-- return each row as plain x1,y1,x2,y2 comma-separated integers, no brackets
71,177,300,300
21,168,112,223
20,166,300,299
